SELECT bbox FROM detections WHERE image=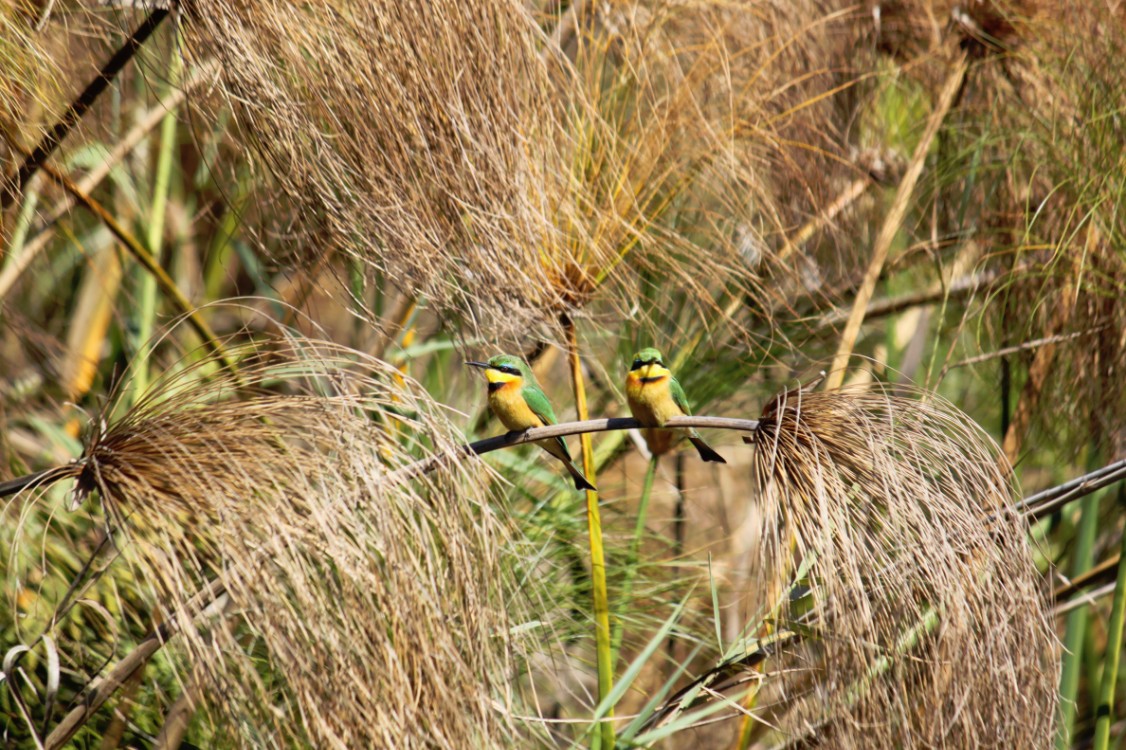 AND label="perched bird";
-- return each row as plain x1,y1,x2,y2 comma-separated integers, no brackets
625,347,726,463
466,354,596,491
